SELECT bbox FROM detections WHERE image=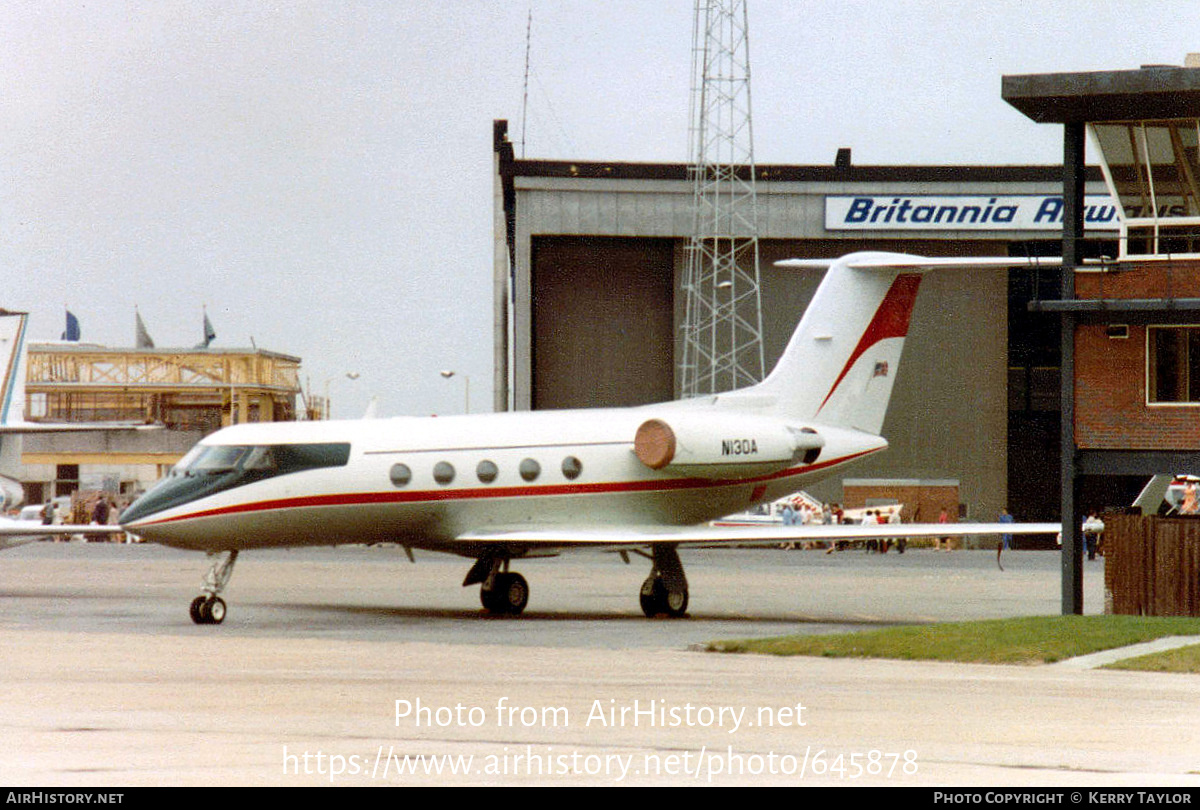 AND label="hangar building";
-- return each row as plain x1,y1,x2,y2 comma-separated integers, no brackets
492,120,1118,523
